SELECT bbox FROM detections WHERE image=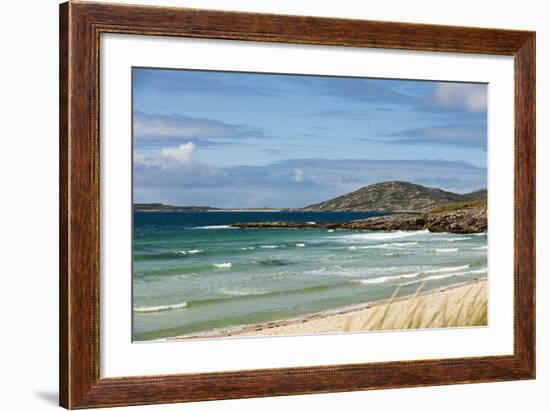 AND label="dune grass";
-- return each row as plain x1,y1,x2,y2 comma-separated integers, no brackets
216,280,488,338
343,280,487,332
